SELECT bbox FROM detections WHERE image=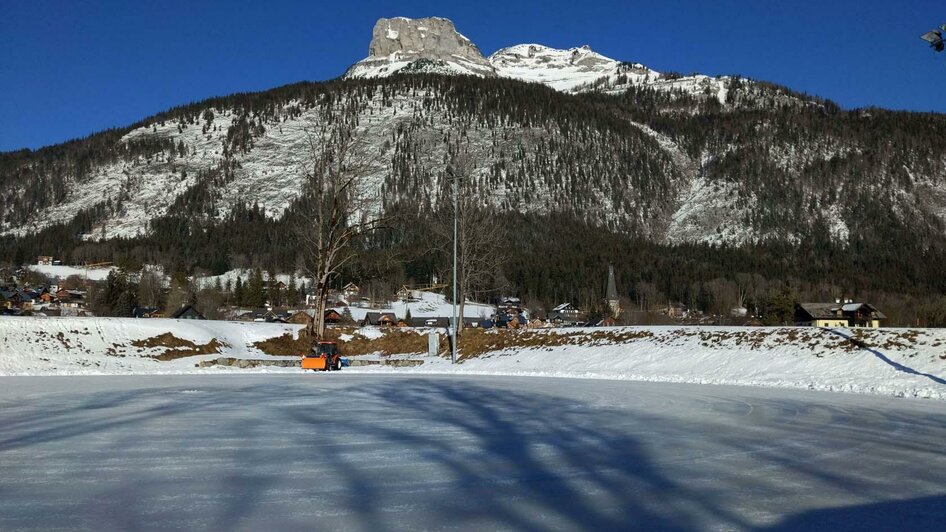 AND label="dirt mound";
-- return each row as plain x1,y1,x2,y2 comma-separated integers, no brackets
131,333,225,361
